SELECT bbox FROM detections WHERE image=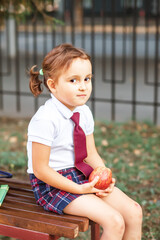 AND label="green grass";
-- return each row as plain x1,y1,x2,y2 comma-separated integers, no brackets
0,118,28,175
0,118,160,240
95,121,160,240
